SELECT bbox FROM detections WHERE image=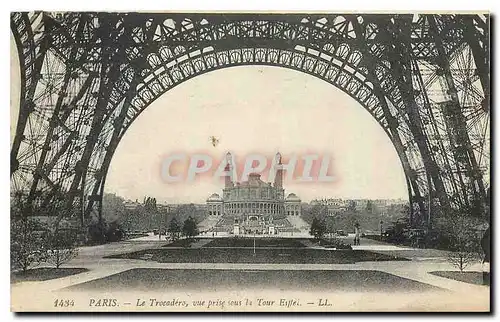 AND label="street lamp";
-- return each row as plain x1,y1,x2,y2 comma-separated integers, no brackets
380,220,384,241
159,208,164,241
253,230,256,256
